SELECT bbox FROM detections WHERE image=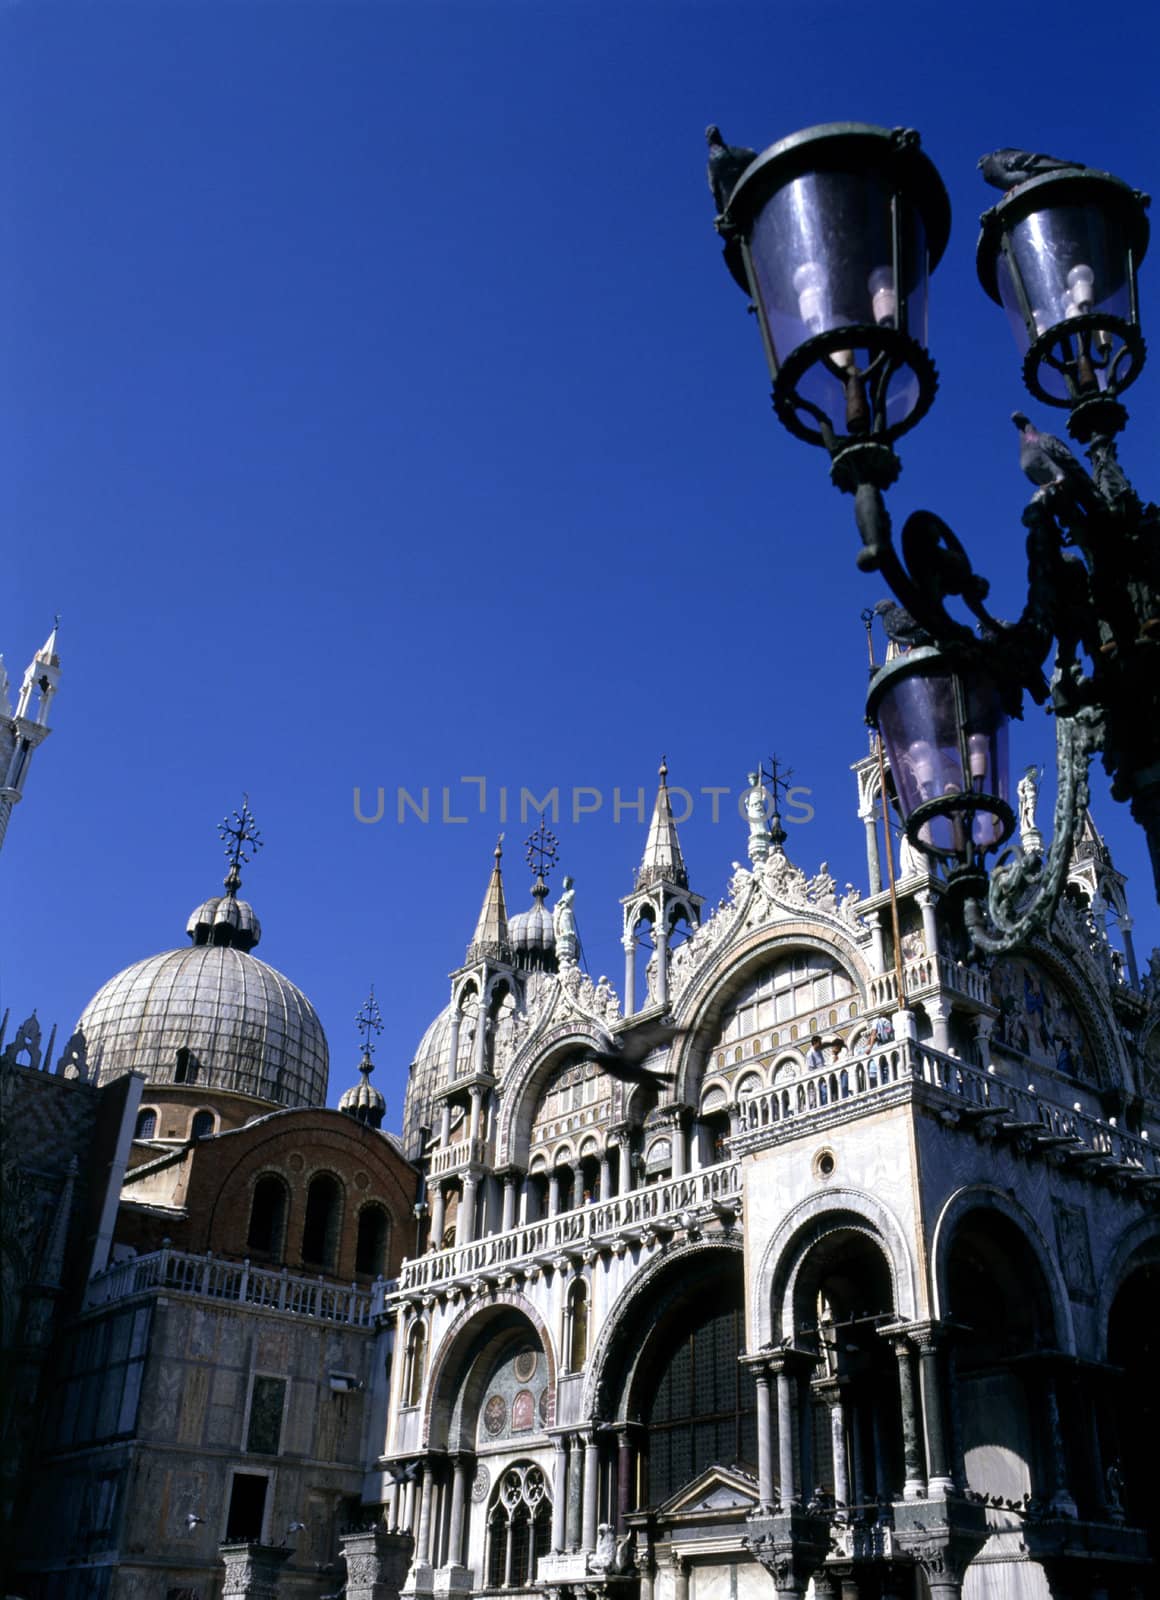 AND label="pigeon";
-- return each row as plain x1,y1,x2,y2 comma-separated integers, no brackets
557,1016,691,1086
186,1513,204,1531
1012,411,1090,492
979,148,1081,191
872,598,931,649
706,125,758,215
